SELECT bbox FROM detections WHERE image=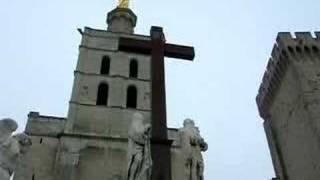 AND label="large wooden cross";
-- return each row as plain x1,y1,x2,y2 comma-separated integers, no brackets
118,26,195,180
